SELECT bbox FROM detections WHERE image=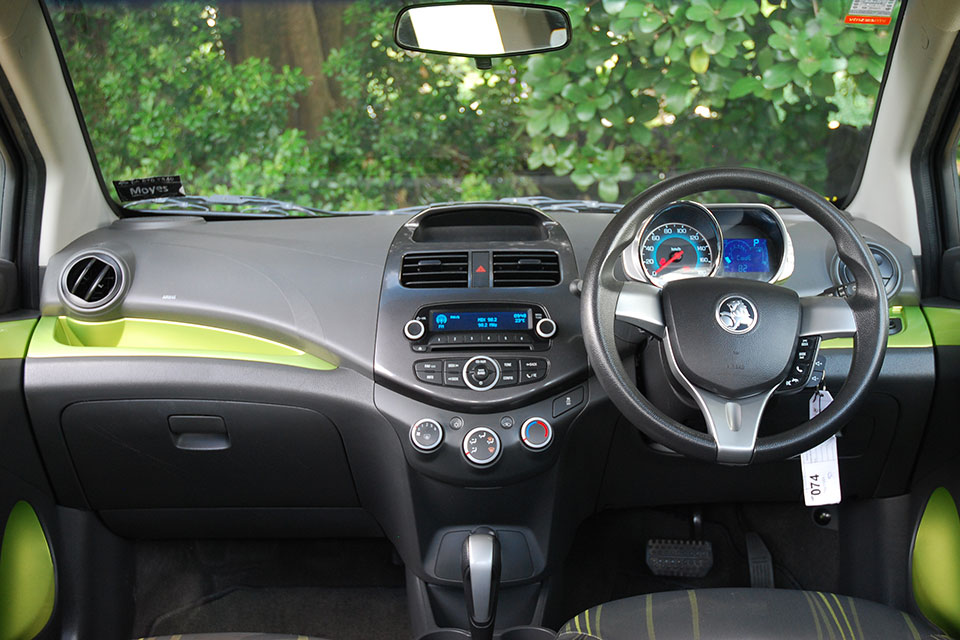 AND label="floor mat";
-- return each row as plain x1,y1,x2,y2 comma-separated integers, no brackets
133,539,409,640
148,586,410,640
